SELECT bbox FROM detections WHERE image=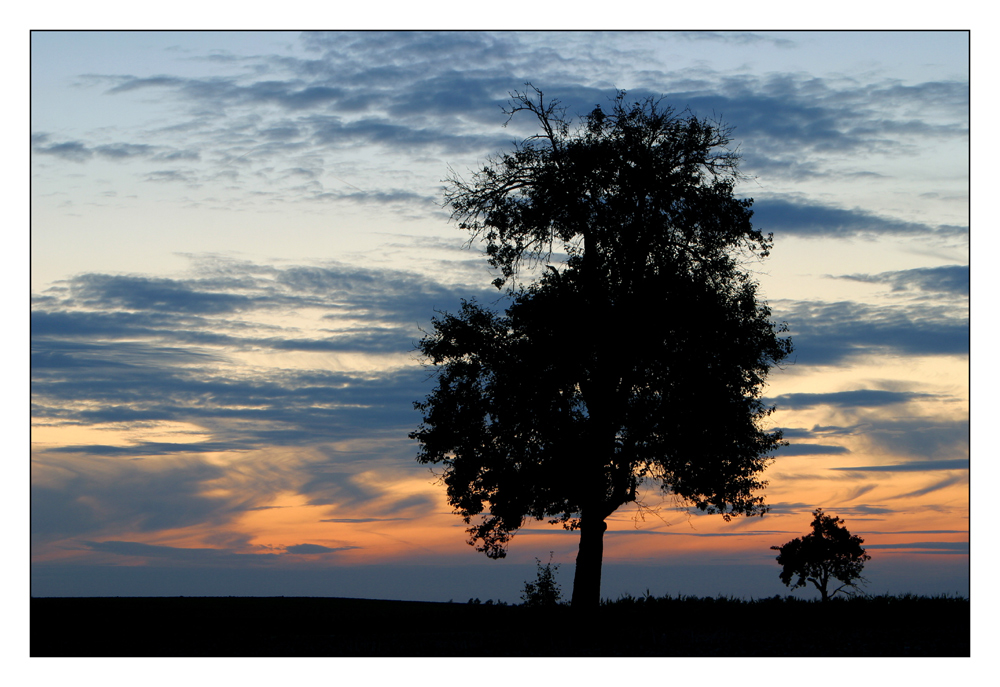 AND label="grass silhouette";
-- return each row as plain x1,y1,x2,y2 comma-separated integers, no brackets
32,593,968,657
